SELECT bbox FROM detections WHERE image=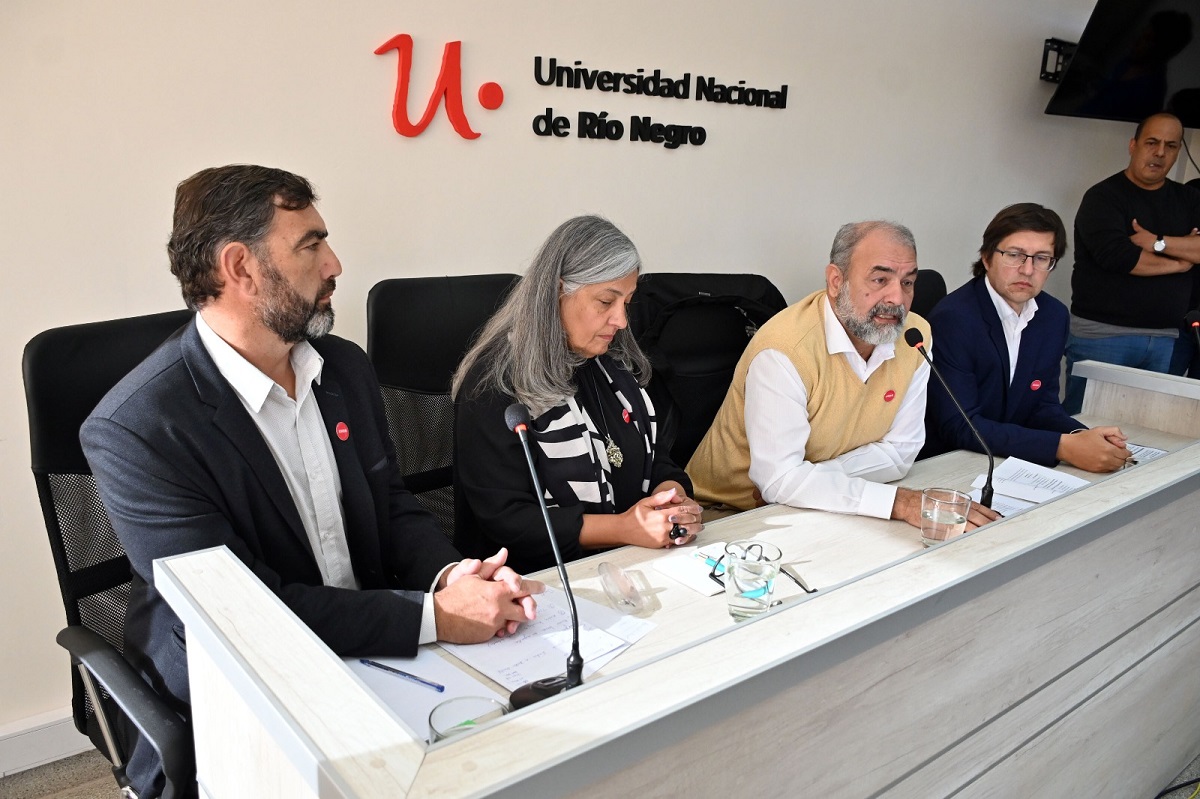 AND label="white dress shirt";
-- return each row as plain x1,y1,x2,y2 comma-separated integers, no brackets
196,313,441,643
744,297,930,519
983,277,1038,384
